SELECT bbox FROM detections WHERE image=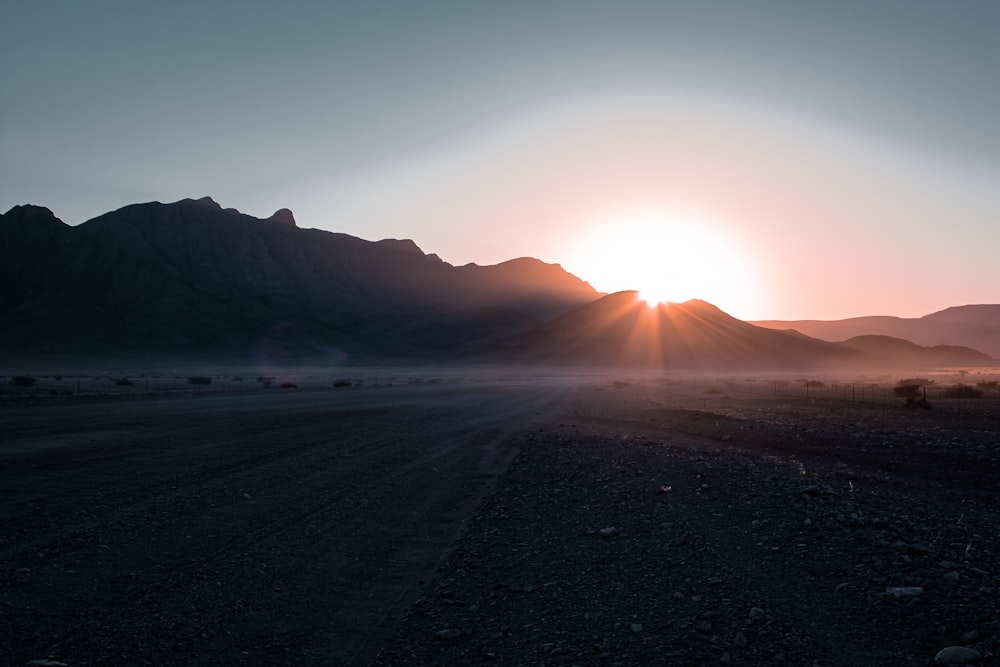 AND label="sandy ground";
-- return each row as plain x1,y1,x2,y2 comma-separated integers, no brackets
2,368,999,666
